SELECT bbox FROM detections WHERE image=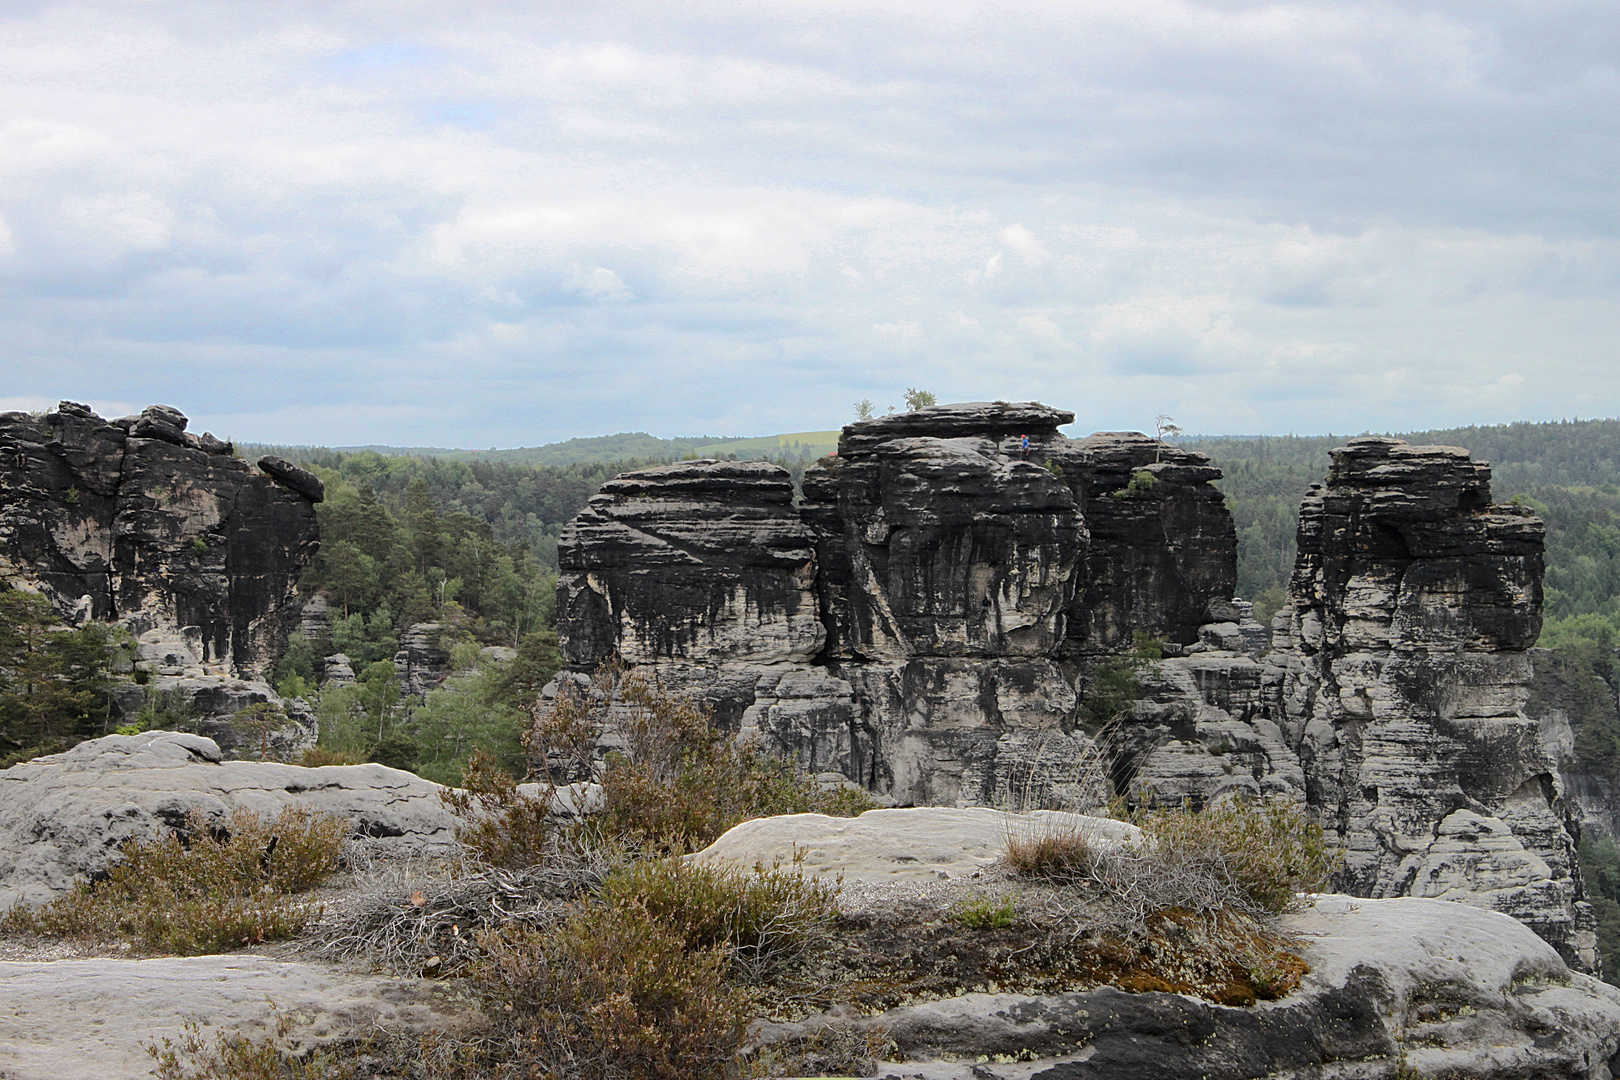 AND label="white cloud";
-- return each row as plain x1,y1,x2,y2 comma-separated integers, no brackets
567,267,634,303
999,224,1047,265
0,1,1615,445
